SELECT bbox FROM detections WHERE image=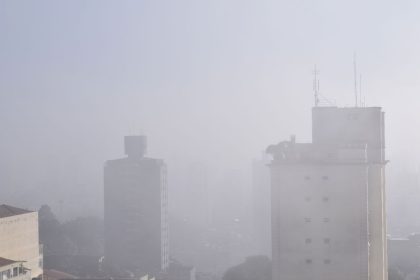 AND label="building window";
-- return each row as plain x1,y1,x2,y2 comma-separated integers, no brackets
2,270,11,280
322,175,329,180
305,238,312,244
322,197,329,202
12,268,18,277
304,218,312,223
324,238,331,244
305,259,312,264
324,259,331,264
323,218,330,223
